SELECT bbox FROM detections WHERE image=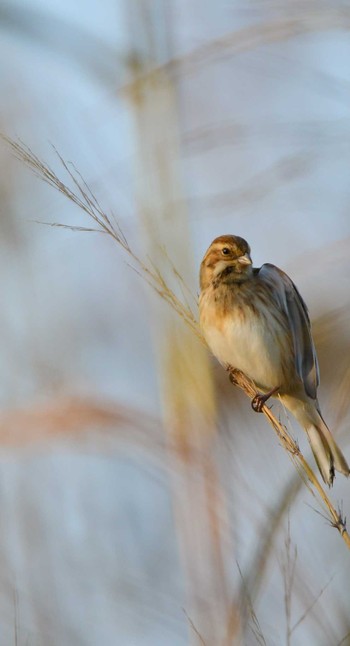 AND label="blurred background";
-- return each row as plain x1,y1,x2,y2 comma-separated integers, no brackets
0,1,350,644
